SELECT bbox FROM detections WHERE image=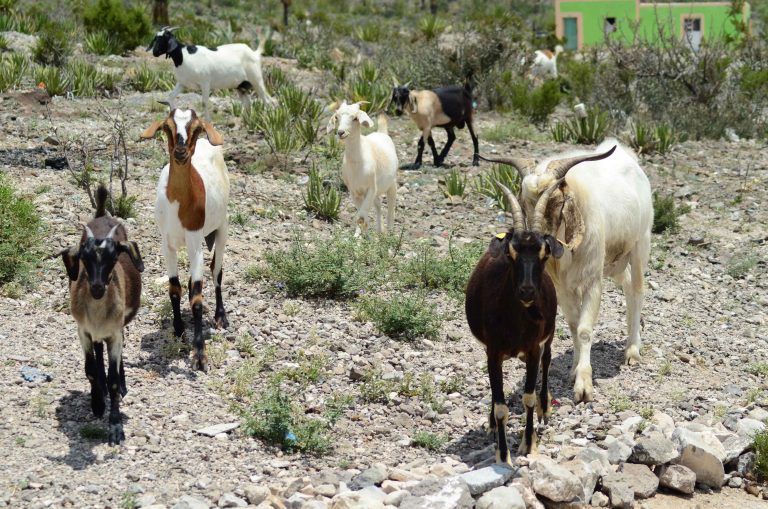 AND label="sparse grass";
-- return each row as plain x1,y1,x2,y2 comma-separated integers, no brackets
34,66,69,97
400,239,484,299
609,395,632,413
325,393,355,425
474,163,521,212
231,210,248,228
747,363,768,377
0,175,42,287
356,292,440,341
14,436,25,447
562,107,610,145
483,119,544,143
726,250,758,279
359,369,395,404
440,168,467,200
303,163,341,221
34,184,51,194
84,30,118,55
128,62,174,92
282,300,300,316
439,374,467,394
754,426,768,481
412,431,448,451
638,406,654,420
657,359,672,382
713,404,728,422
160,333,188,360
79,423,107,440
282,352,327,384
653,193,690,234
745,388,762,405
119,491,138,509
